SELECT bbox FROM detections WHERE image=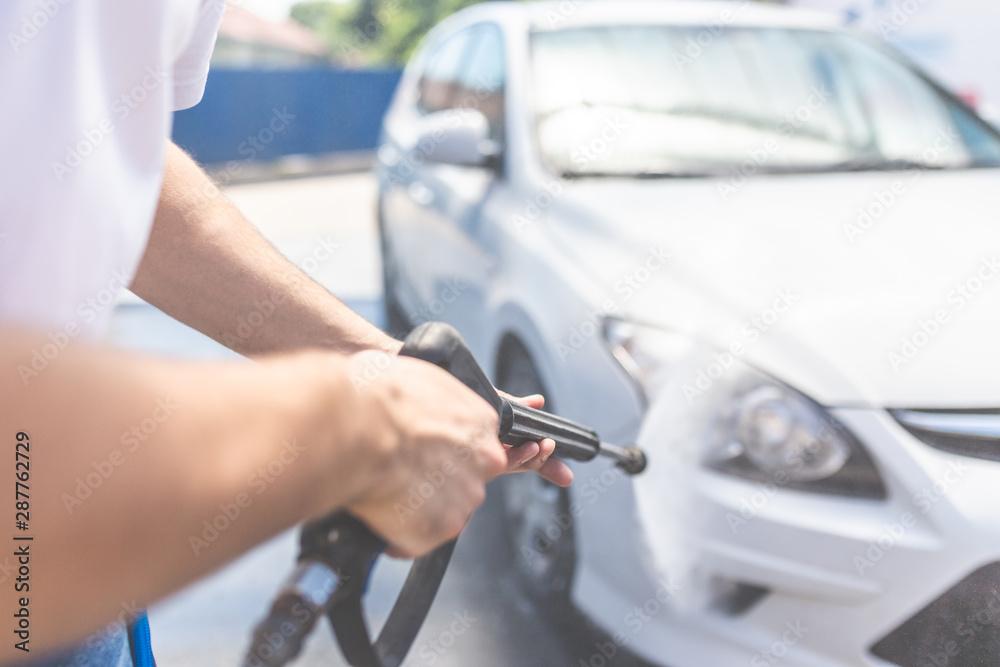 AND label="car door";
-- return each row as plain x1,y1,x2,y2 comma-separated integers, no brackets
418,23,507,350
384,23,507,349
379,27,476,327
